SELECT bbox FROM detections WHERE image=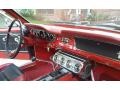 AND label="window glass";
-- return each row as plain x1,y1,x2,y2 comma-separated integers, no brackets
0,10,18,28
0,13,12,28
